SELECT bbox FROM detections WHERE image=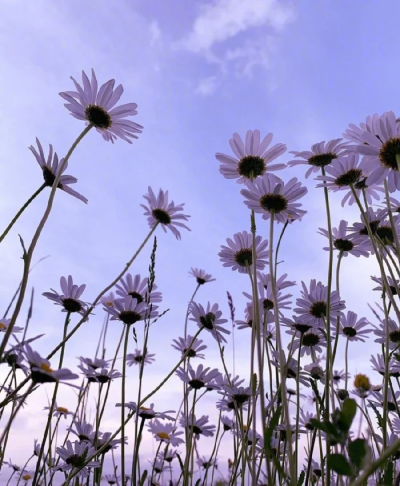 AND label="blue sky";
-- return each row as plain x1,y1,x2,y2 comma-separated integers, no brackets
1,0,399,478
